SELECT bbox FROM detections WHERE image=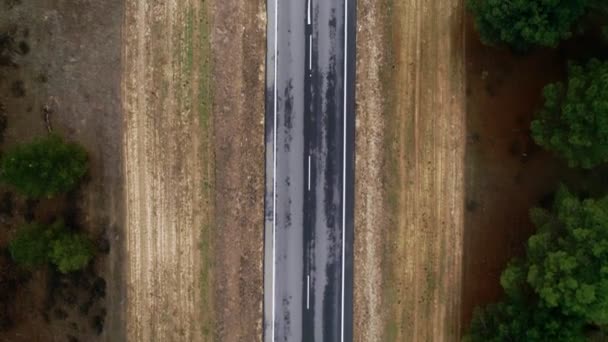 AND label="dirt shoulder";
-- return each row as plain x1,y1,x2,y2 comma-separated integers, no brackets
354,0,467,340
122,0,209,340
